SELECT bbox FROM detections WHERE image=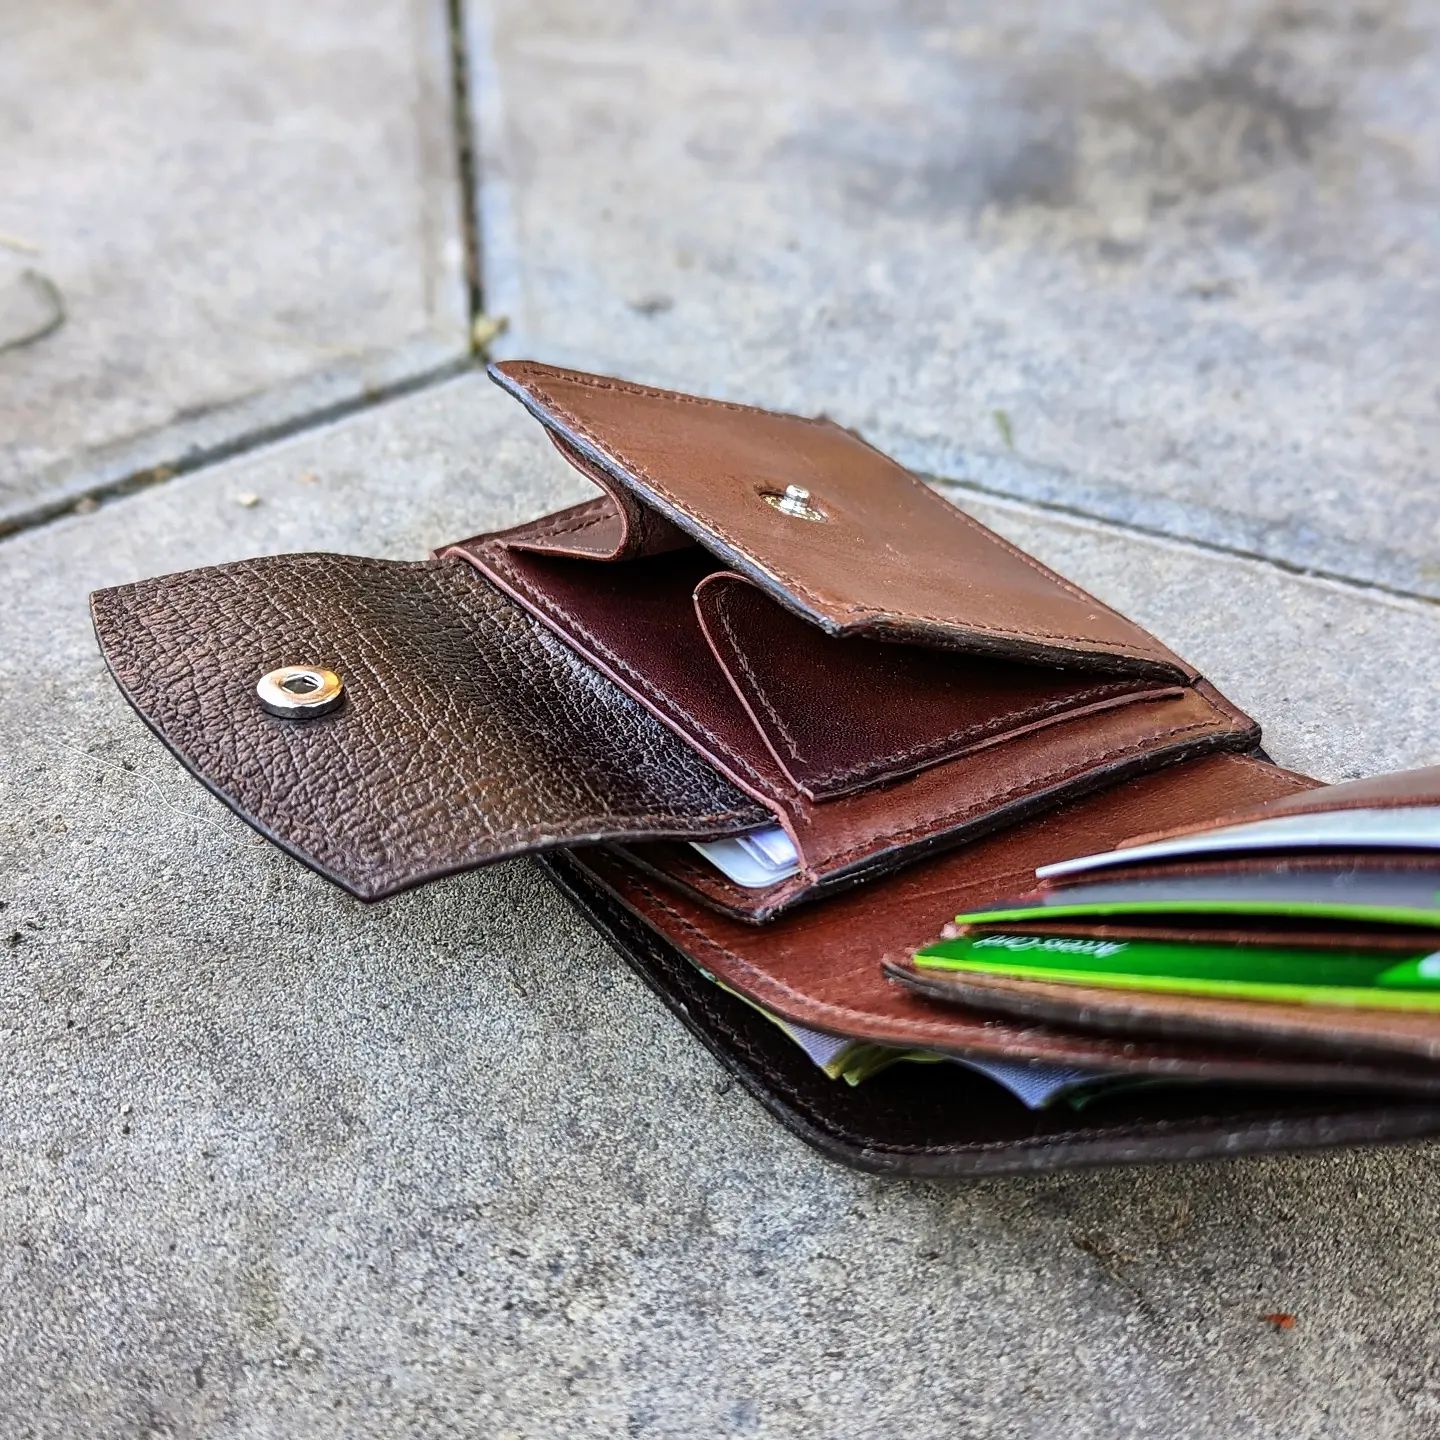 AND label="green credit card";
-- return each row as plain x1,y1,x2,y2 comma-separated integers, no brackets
912,933,1440,1010
956,866,1440,932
